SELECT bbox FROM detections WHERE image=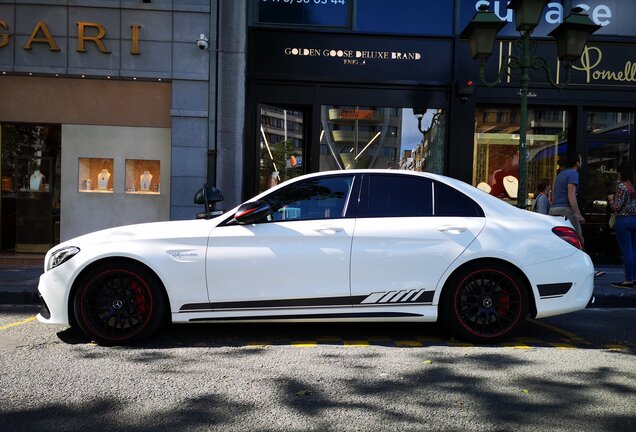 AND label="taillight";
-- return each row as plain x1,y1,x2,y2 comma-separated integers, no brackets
552,226,583,250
